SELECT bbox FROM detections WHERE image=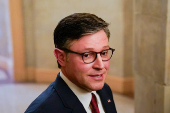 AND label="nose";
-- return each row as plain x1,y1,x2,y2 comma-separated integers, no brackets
92,54,104,70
